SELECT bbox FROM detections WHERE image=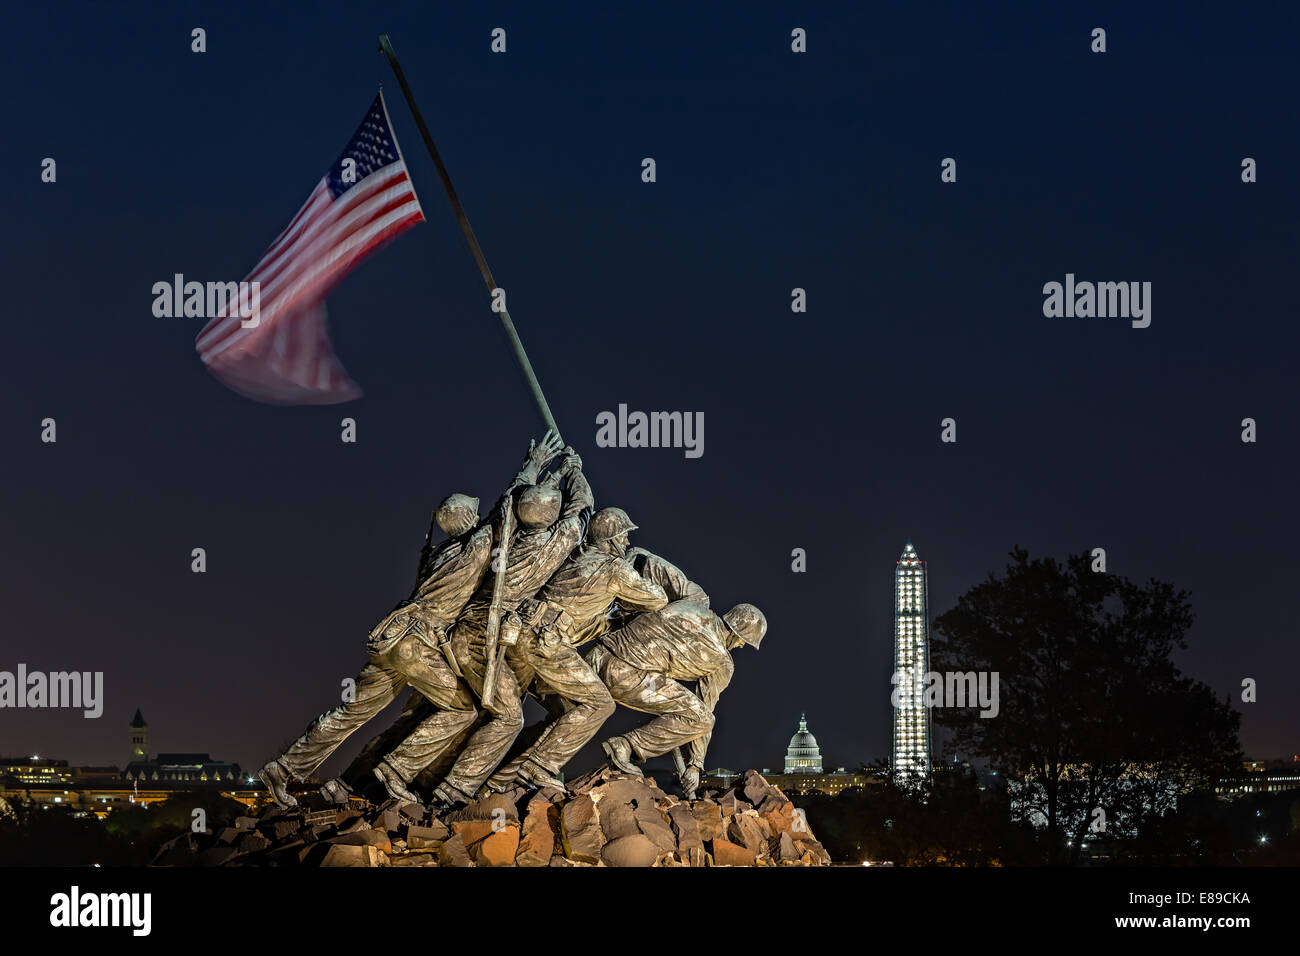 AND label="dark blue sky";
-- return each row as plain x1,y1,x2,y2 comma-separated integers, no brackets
3,1,1297,775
